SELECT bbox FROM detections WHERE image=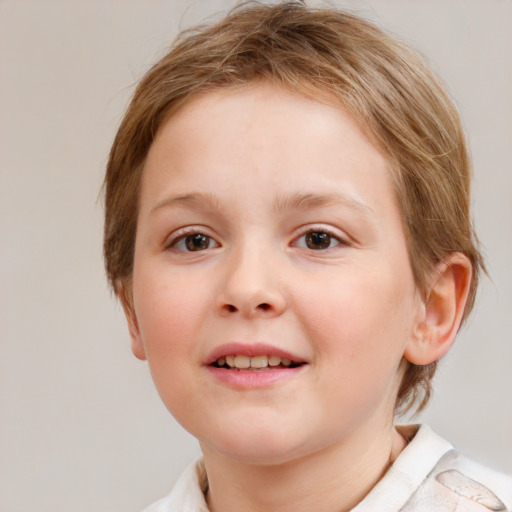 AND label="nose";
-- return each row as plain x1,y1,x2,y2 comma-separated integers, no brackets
215,244,287,319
